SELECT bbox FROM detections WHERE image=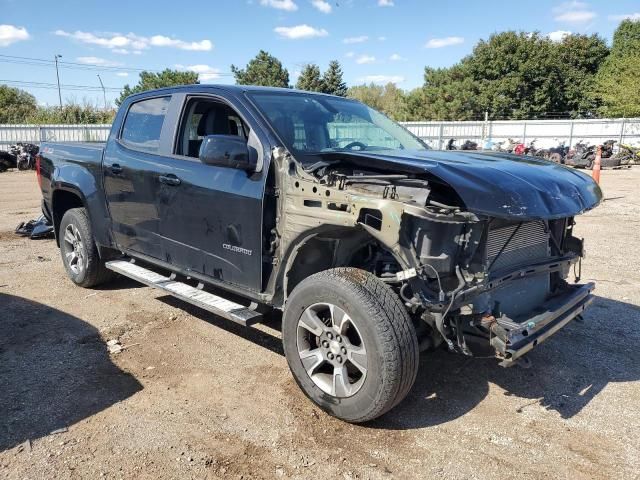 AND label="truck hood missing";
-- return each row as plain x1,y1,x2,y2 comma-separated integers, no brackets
325,149,603,220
